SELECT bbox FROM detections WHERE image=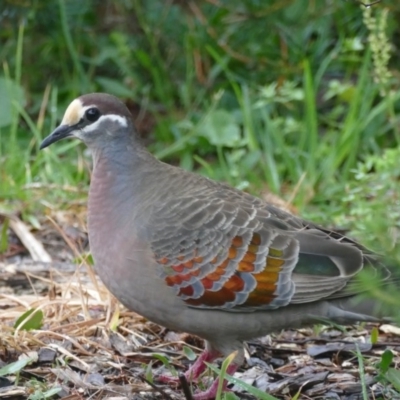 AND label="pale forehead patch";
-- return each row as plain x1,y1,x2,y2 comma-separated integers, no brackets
61,99,84,126
61,99,128,131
